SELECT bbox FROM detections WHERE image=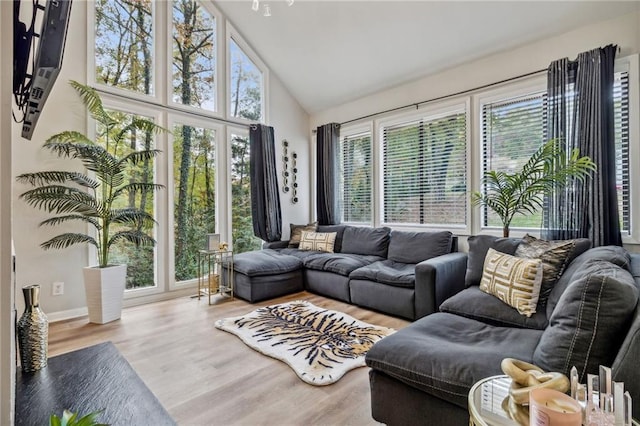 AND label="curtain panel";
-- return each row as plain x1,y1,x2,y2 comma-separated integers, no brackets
542,44,622,246
250,124,282,242
316,123,341,225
